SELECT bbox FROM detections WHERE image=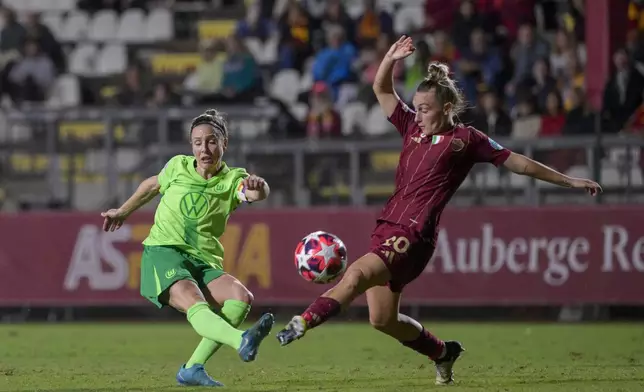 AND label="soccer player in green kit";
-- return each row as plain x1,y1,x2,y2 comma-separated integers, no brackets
100,109,274,387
